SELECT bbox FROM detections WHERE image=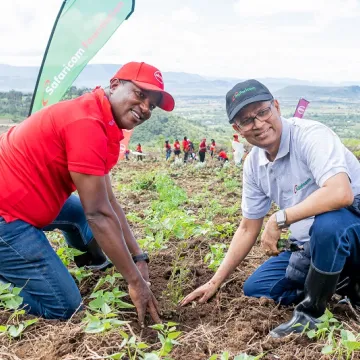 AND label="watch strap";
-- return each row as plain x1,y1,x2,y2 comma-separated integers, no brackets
132,253,149,263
